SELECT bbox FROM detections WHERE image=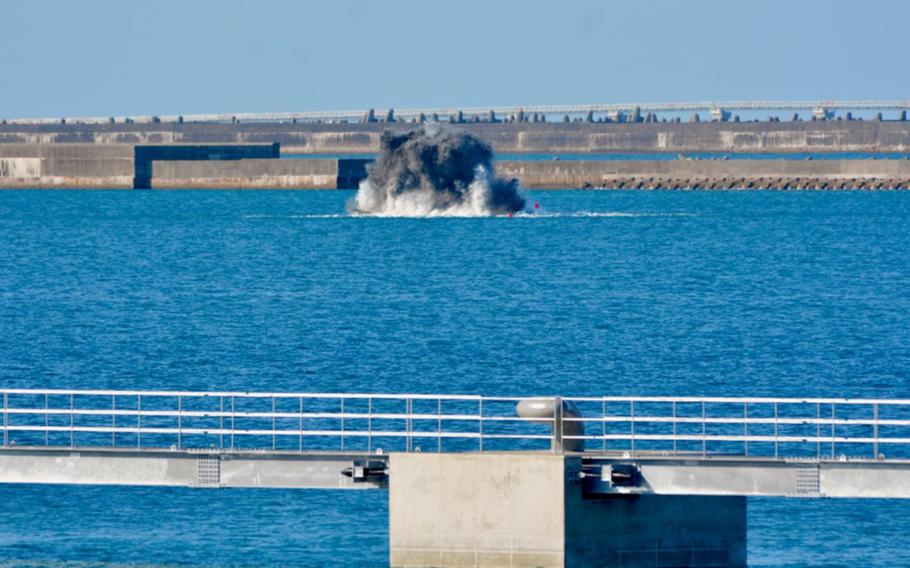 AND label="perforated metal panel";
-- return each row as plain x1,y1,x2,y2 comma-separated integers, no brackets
196,455,221,487
795,464,820,496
